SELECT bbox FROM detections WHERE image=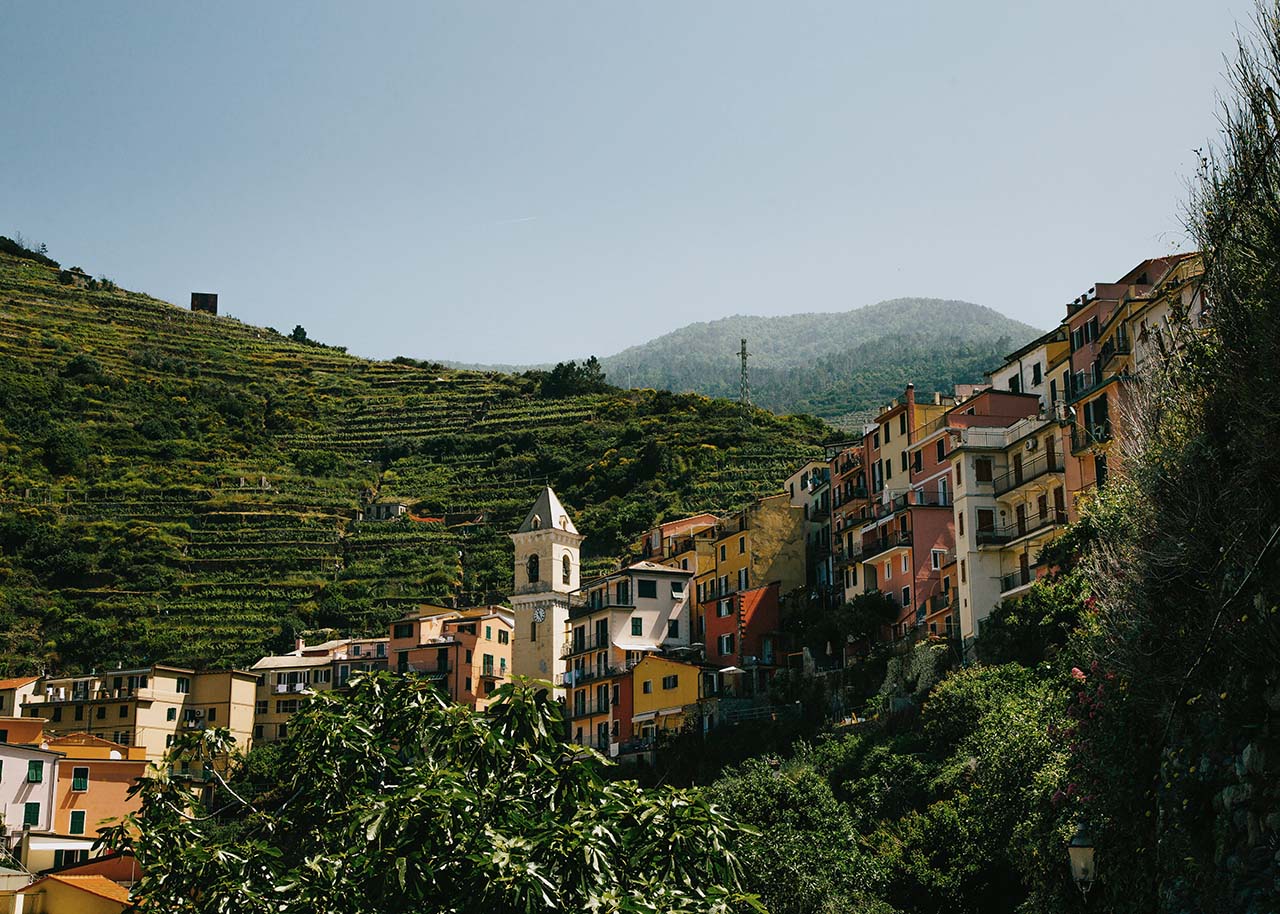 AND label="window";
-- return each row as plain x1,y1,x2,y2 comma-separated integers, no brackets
0,730,6,743
958,511,964,535
530,620,538,642
738,536,746,554
255,700,267,715
717,600,732,618
165,734,174,748
631,617,643,637
465,677,472,692
670,581,684,598
22,802,39,828
901,554,908,574
719,544,727,562
253,725,263,740
497,629,509,645
277,724,288,739
526,554,539,583
883,423,891,443
27,760,42,783
176,677,191,694
72,766,89,792
351,644,362,657
900,413,907,435
561,553,572,585
96,706,105,720
901,586,911,607
667,619,679,639
119,704,128,718
974,459,993,483
1032,362,1043,385
393,623,413,639
912,451,922,473
737,568,749,591
276,700,298,714
315,669,332,684
376,642,386,658
960,559,967,584
75,706,83,722
658,674,678,690
955,462,962,485
719,575,729,595
51,707,62,723
977,508,995,532
207,708,217,721
936,440,946,462
885,460,892,481
642,680,652,694
485,626,492,641
637,579,657,599
931,549,944,570
901,451,908,472
681,559,688,570
717,633,735,655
